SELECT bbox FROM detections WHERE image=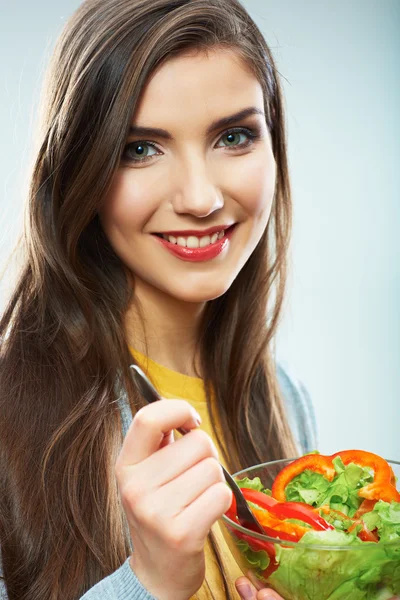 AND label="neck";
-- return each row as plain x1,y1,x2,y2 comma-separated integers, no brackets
124,278,205,377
